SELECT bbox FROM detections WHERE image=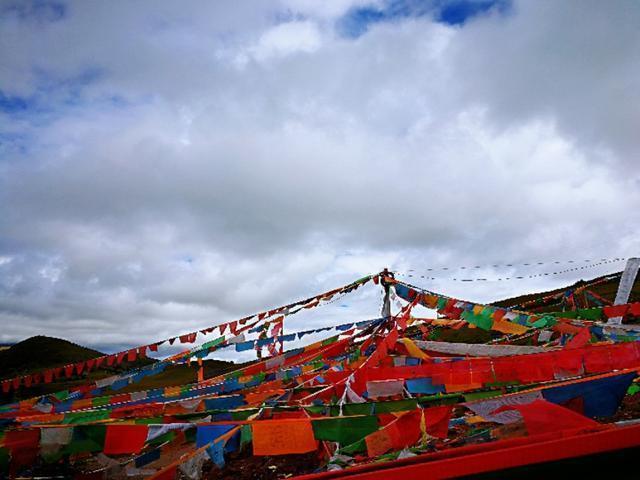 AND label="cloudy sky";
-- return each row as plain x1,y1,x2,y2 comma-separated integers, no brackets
1,0,639,355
